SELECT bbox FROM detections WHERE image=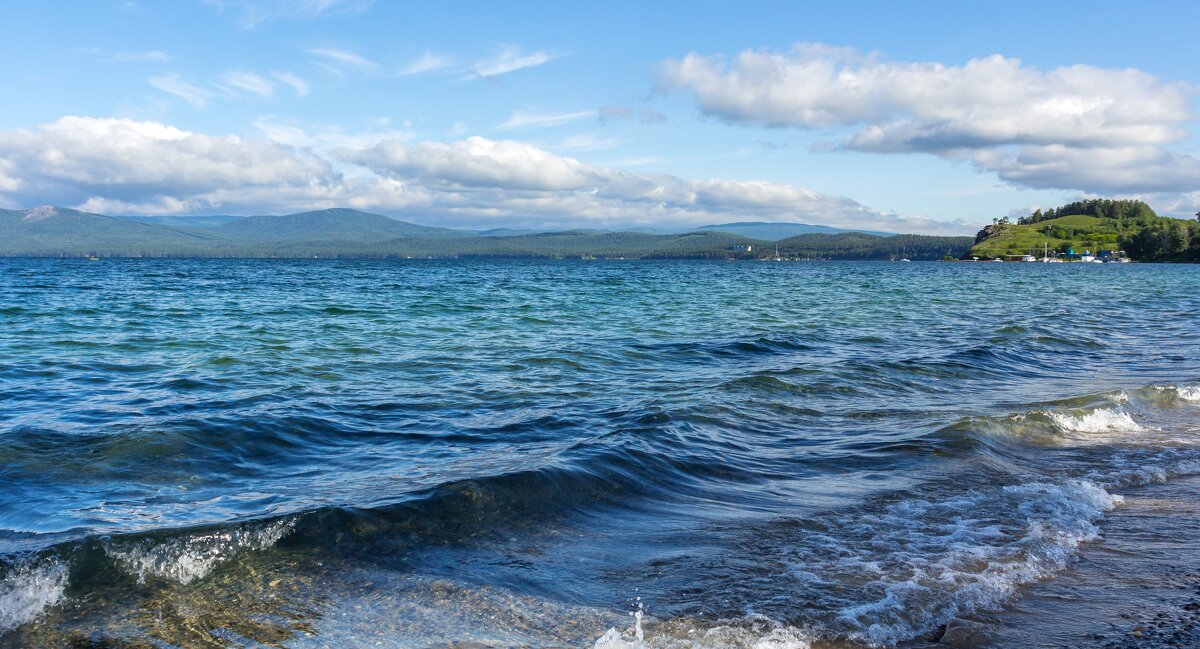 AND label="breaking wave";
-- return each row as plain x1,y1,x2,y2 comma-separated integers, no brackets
0,558,69,633
594,610,812,649
102,517,296,584
799,479,1122,646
